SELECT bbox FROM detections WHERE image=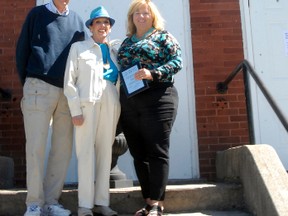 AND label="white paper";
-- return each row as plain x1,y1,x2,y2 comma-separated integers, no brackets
121,64,144,94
